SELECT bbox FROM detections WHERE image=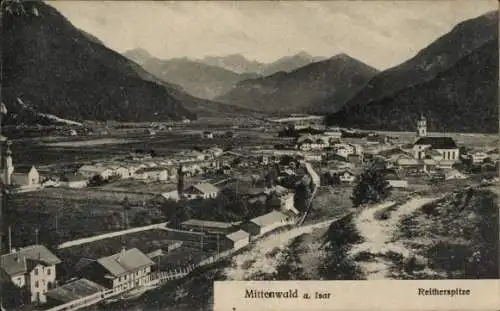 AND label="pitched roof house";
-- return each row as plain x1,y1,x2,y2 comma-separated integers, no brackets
78,165,113,179
78,248,154,292
243,210,292,236
0,245,61,304
180,219,240,234
183,183,219,200
223,230,250,250
11,165,40,188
